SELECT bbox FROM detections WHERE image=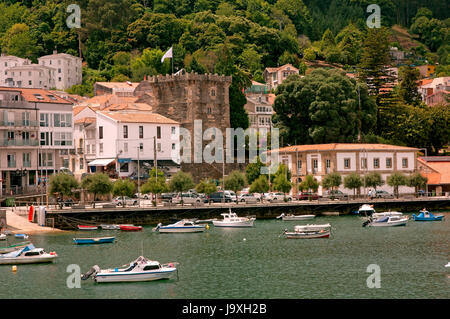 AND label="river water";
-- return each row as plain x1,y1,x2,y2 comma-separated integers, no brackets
1,213,449,299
